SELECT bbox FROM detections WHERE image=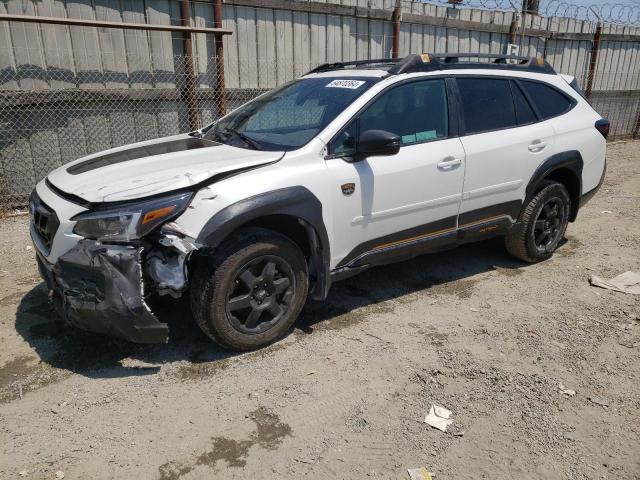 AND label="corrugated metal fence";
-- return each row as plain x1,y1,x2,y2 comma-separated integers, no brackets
1,0,639,211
